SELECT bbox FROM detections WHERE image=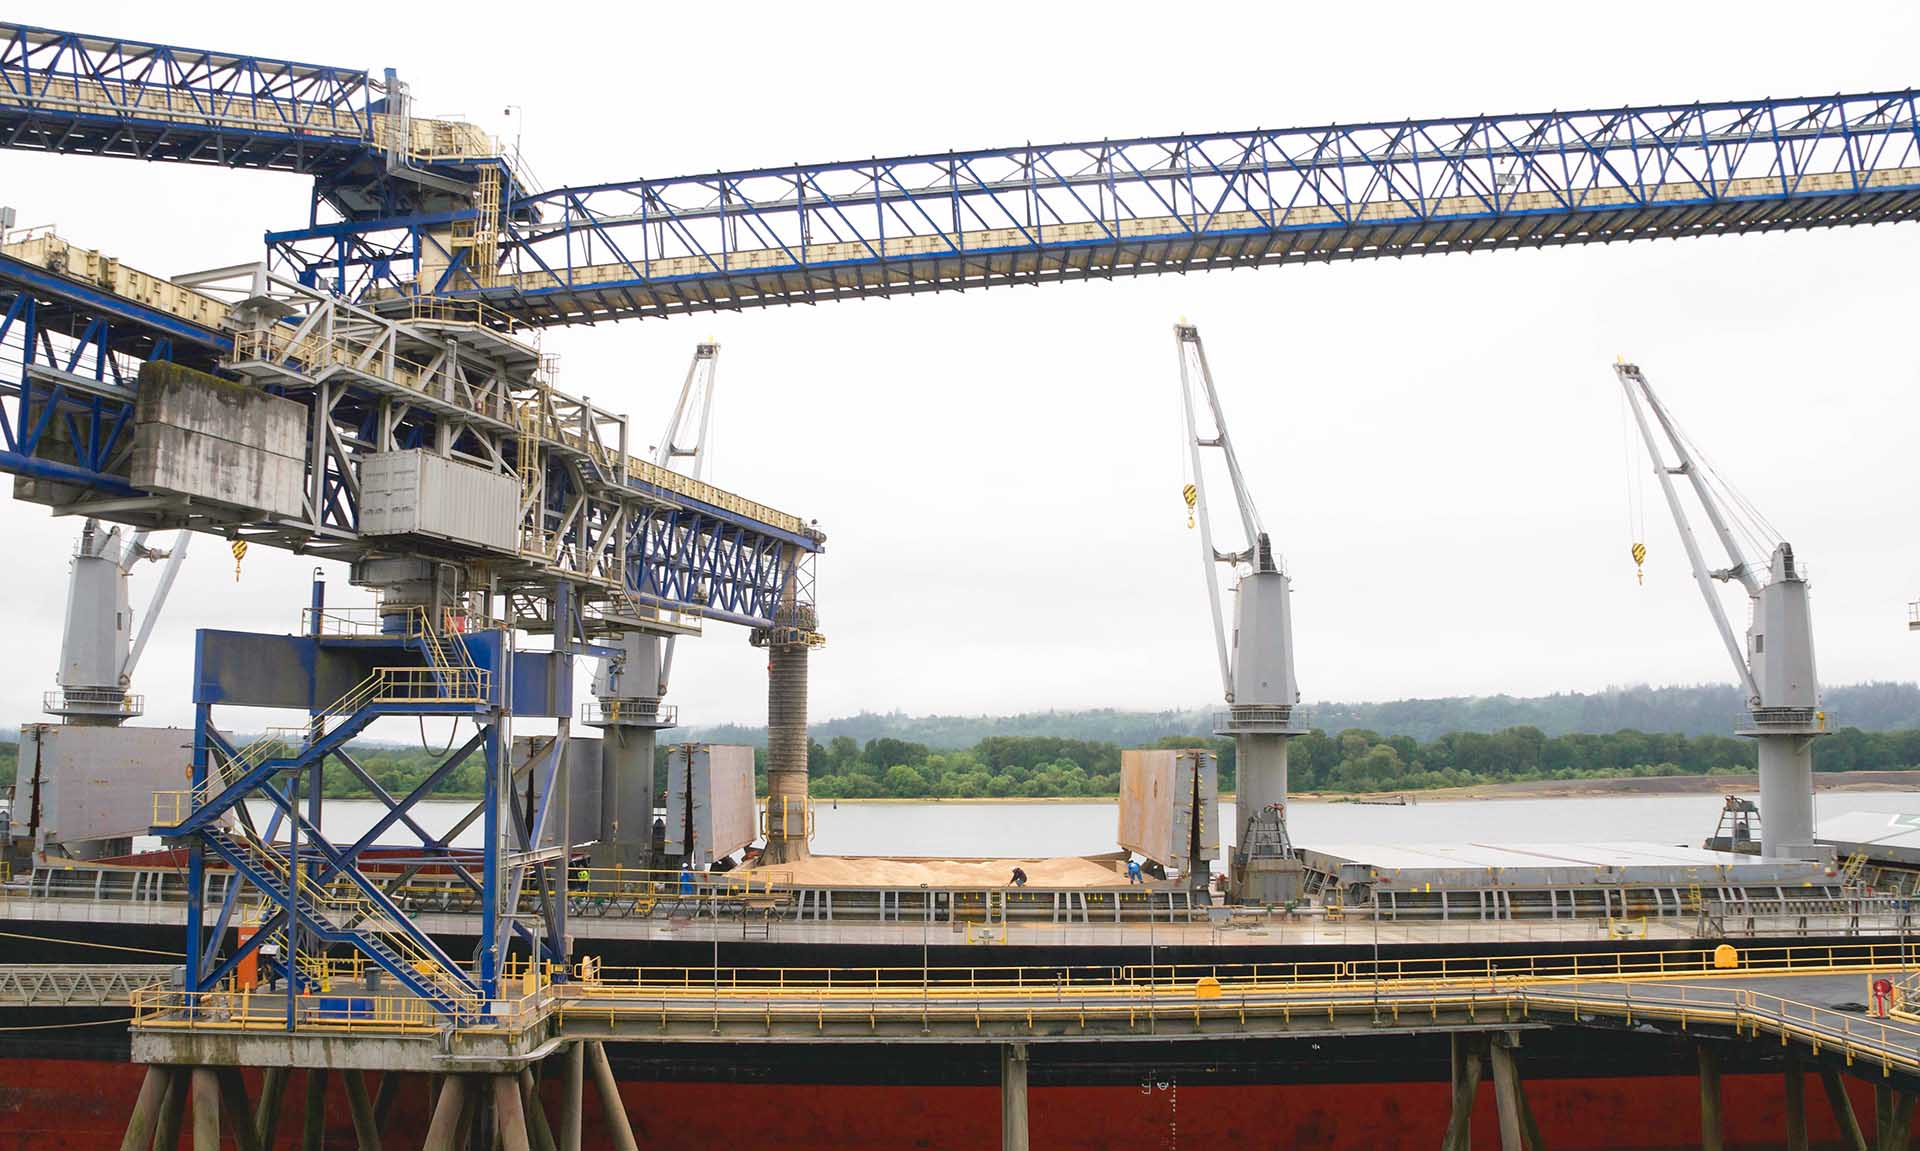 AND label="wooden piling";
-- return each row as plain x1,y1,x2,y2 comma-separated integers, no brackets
119,1066,169,1151
1816,1066,1867,1151
1001,1043,1030,1151
255,1068,287,1151
345,1071,383,1151
453,1079,477,1151
493,1076,532,1151
587,1042,639,1151
154,1068,187,1151
519,1068,558,1151
1885,1088,1916,1150
422,1076,467,1151
560,1043,583,1151
372,1072,400,1129
1698,1044,1724,1151
215,1068,262,1151
190,1070,221,1151
1442,1038,1485,1151
1784,1054,1807,1151
1489,1041,1526,1151
302,1069,330,1151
